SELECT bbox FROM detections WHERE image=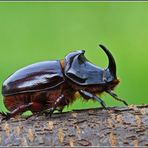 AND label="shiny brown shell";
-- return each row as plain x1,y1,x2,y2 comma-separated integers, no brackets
2,60,65,96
